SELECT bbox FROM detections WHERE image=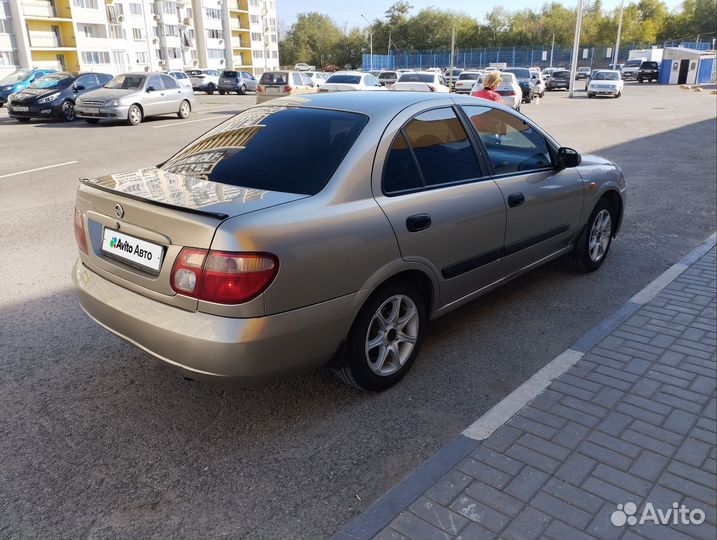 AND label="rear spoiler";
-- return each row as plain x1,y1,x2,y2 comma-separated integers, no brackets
79,177,230,220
